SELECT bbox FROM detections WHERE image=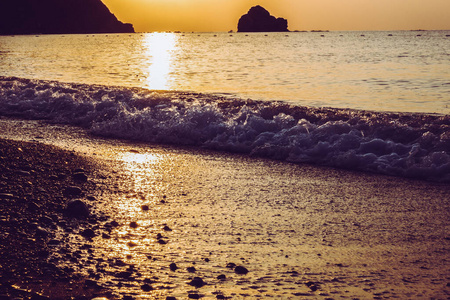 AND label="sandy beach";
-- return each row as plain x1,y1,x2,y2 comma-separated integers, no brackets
0,118,449,299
